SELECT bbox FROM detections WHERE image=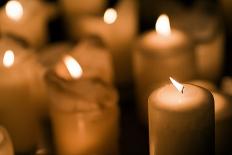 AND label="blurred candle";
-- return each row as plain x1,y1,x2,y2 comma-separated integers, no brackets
0,38,41,153
0,126,14,155
0,0,56,48
148,78,214,155
221,76,232,96
69,38,114,84
133,14,196,122
190,80,232,155
69,0,138,86
45,59,119,155
167,3,224,82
